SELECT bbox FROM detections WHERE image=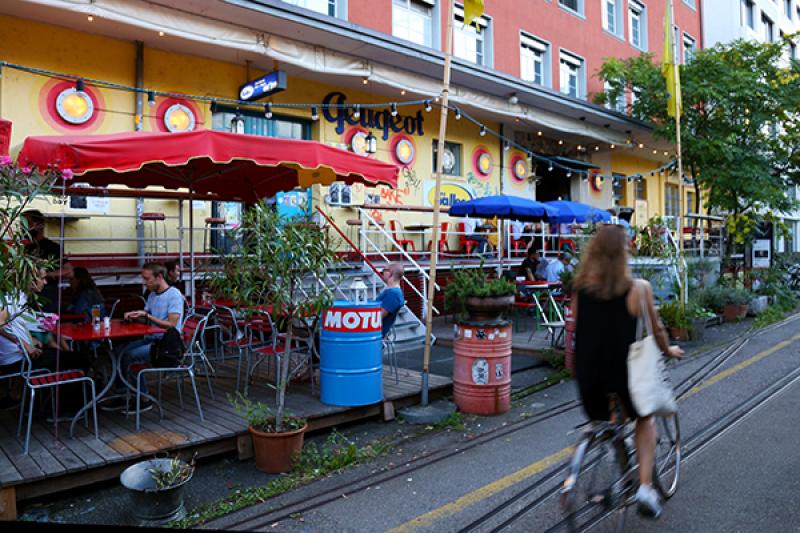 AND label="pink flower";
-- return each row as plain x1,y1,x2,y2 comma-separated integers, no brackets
21,166,32,175
61,169,74,181
0,156,11,166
